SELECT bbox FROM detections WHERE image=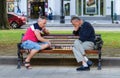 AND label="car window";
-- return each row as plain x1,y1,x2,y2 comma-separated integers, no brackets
8,14,14,18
